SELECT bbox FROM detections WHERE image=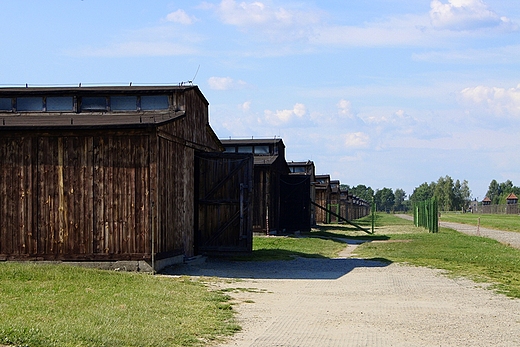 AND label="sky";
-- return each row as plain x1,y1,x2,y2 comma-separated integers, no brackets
1,0,520,200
